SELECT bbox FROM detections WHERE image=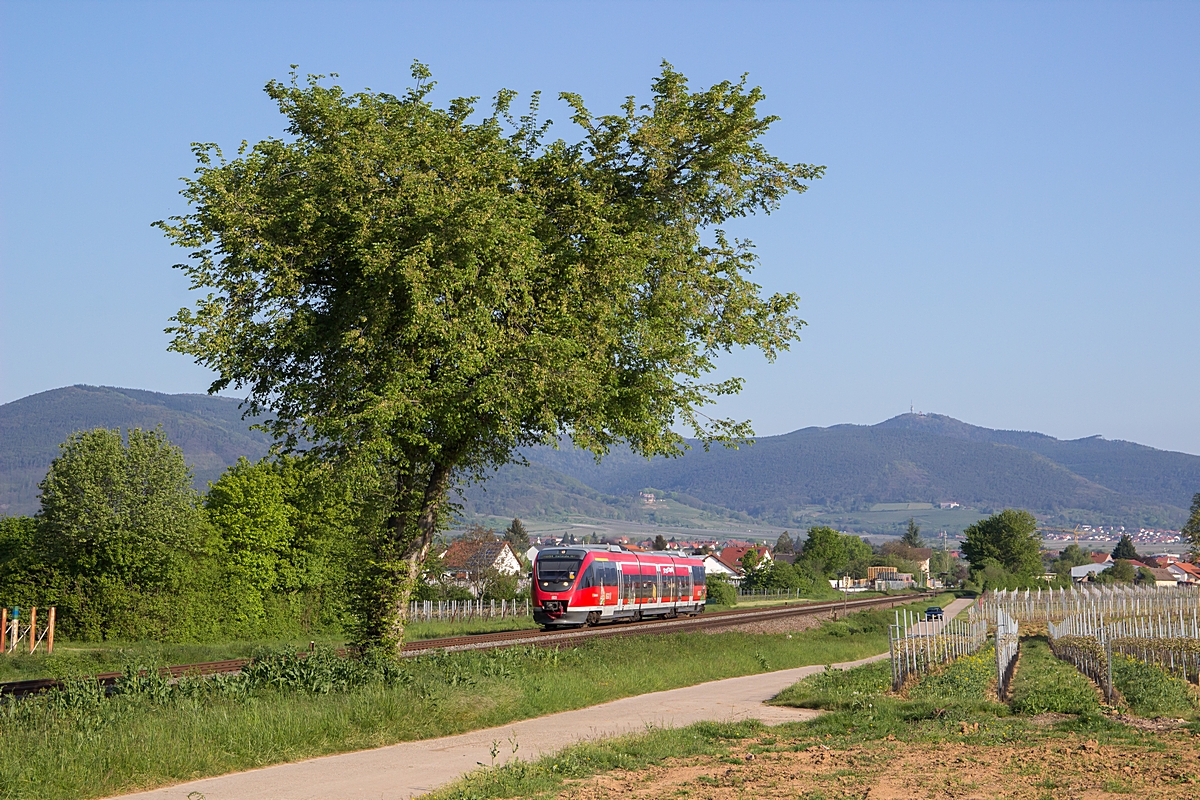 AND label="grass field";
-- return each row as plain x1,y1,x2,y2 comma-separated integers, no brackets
0,594,952,800
434,633,1200,799
0,616,550,683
